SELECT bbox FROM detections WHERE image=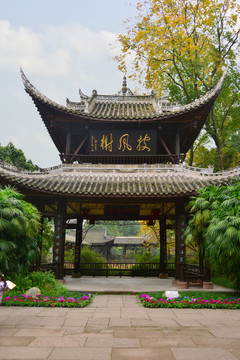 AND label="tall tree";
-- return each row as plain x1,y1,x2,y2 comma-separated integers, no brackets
0,142,35,171
116,0,240,170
